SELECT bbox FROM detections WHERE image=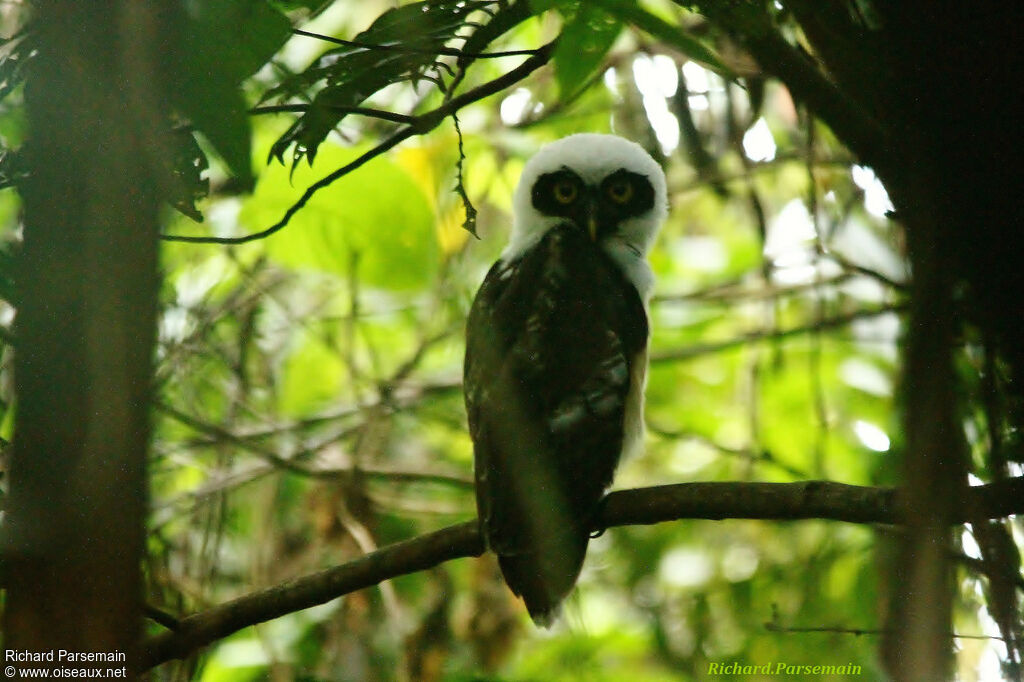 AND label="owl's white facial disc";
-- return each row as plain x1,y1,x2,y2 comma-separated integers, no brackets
503,133,668,299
